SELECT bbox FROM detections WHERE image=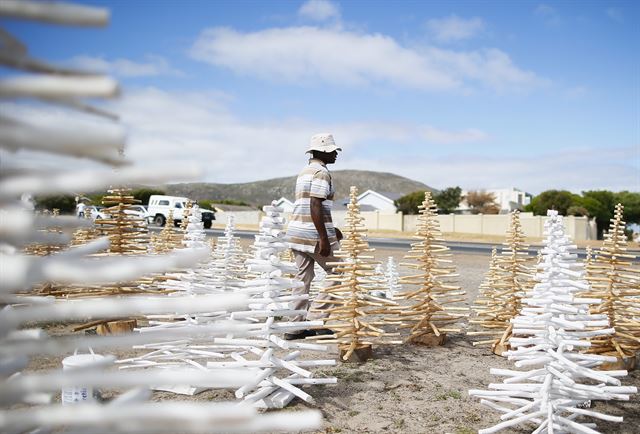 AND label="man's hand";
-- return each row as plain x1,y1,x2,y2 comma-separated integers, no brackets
316,236,331,257
335,227,343,241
